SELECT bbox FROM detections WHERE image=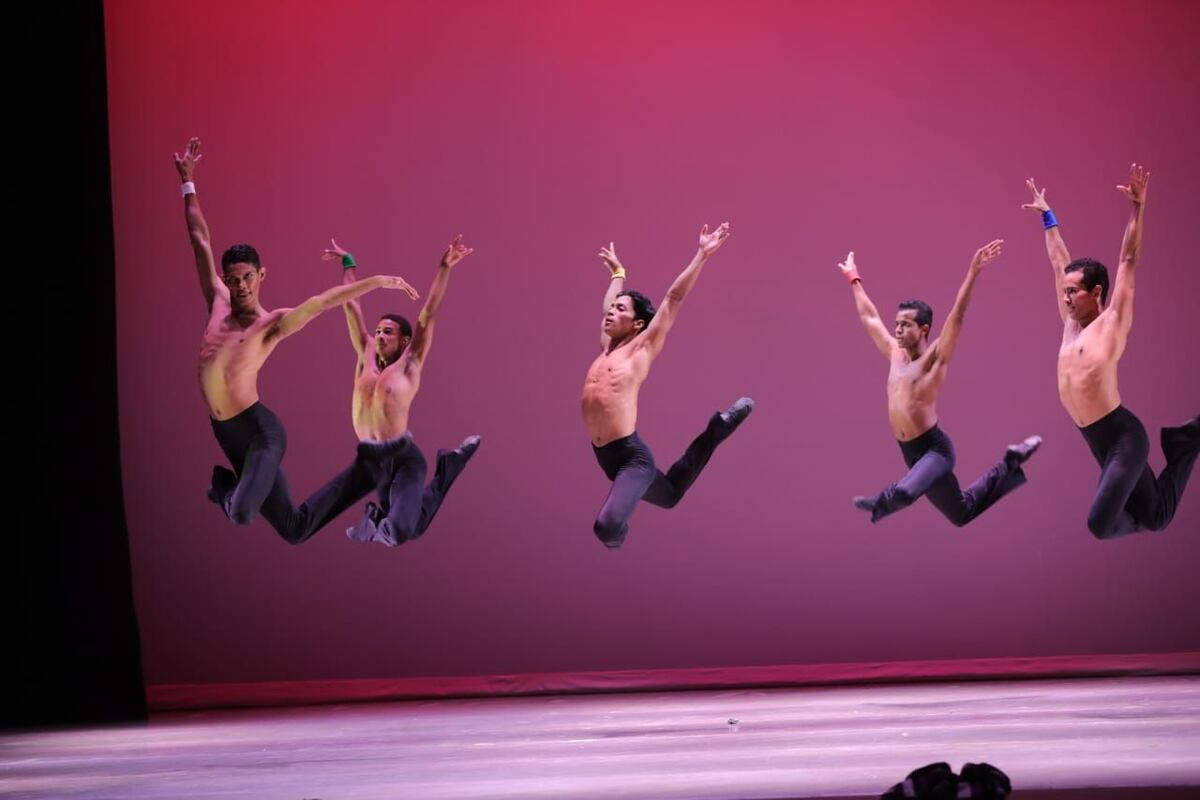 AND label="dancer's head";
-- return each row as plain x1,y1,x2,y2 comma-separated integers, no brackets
604,290,656,340
375,314,412,365
895,299,933,350
221,244,263,312
1063,257,1108,322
